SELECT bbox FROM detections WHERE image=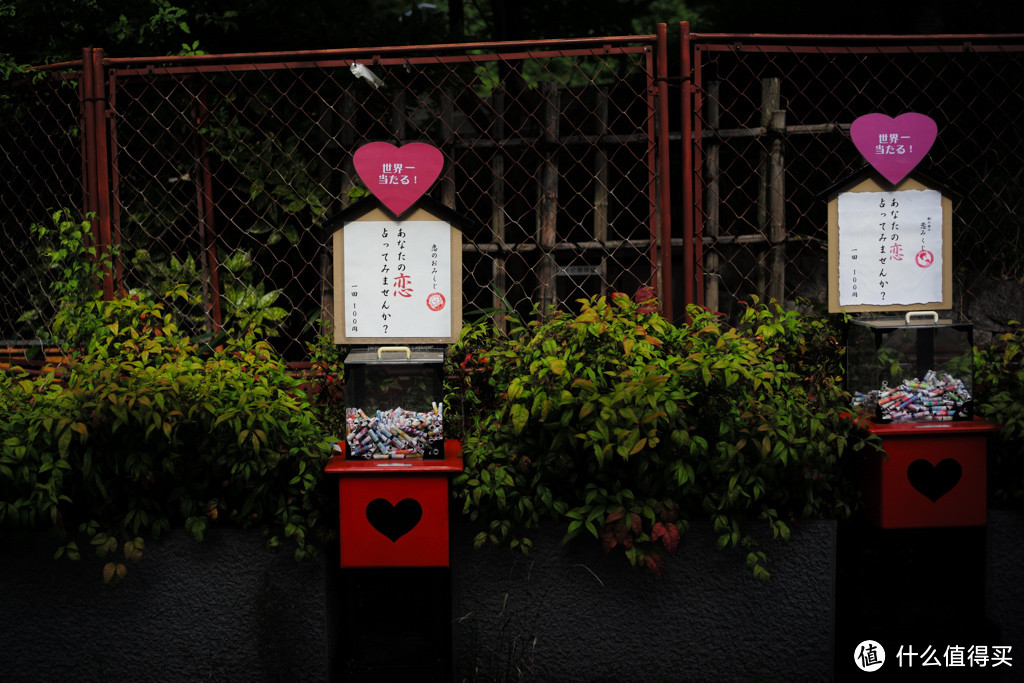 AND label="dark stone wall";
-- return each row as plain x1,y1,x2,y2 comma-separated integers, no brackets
0,530,329,683
0,519,842,682
987,509,1024,682
450,519,837,683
